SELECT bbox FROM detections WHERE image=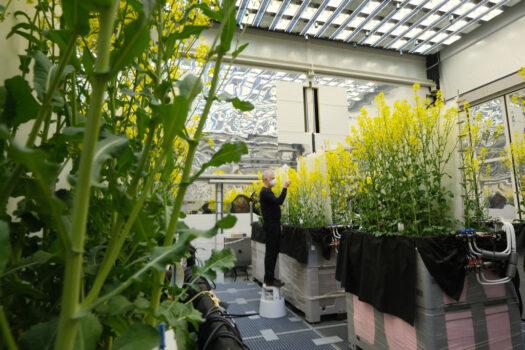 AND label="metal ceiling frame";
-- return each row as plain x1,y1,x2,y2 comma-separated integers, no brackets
356,0,412,44
384,0,449,49
300,0,332,35
315,0,354,37
373,0,432,47
236,0,250,23
411,0,492,52
329,0,371,39
397,0,471,51
253,0,272,27
269,0,292,30
286,0,312,32
420,0,510,54
344,0,392,42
